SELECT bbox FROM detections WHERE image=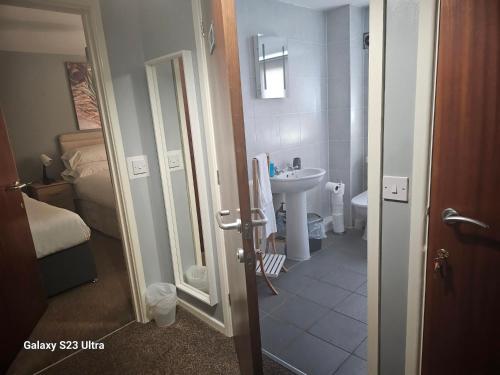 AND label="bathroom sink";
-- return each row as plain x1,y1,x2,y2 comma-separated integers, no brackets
270,168,326,193
270,168,326,261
